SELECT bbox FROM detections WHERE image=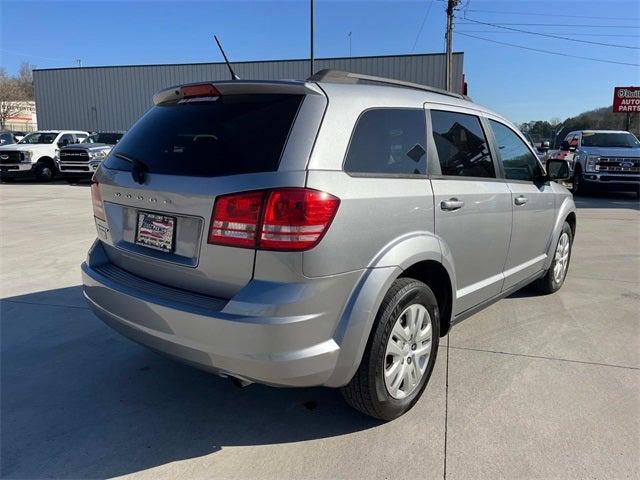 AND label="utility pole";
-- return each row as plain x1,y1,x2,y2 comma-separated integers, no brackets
348,31,352,57
310,0,315,77
445,0,459,92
